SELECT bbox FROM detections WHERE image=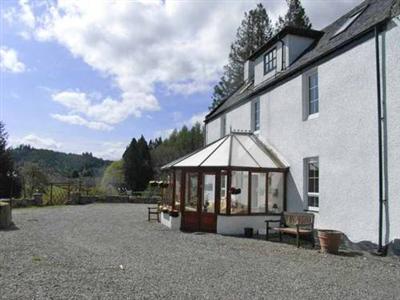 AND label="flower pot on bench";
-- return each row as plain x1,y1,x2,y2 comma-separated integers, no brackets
318,229,342,254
